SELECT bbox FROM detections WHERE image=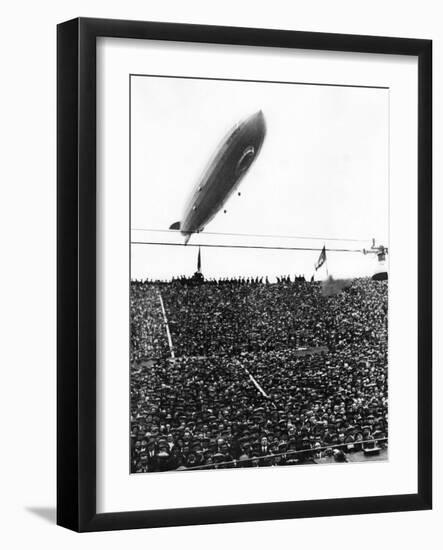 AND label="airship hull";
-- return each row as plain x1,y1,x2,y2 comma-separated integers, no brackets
170,111,266,241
